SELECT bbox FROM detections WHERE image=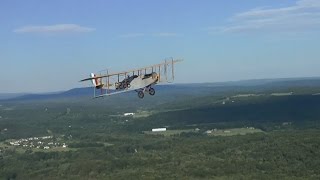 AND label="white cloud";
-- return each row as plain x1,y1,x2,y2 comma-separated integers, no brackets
152,32,180,37
14,24,95,34
119,32,180,38
119,33,145,38
211,0,320,33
